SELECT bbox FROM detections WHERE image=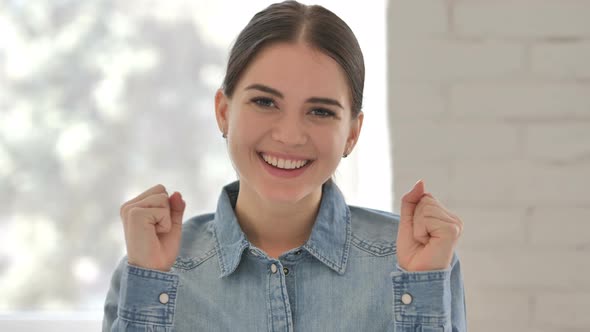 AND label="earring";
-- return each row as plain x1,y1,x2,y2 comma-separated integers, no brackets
222,132,227,138
343,145,350,158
